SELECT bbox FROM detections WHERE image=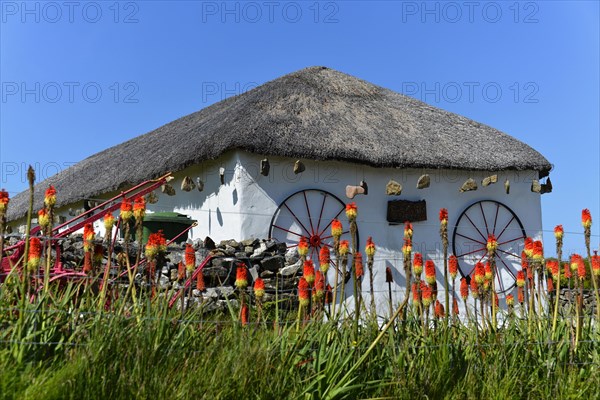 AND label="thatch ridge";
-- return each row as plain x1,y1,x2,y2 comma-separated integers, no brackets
6,66,551,221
